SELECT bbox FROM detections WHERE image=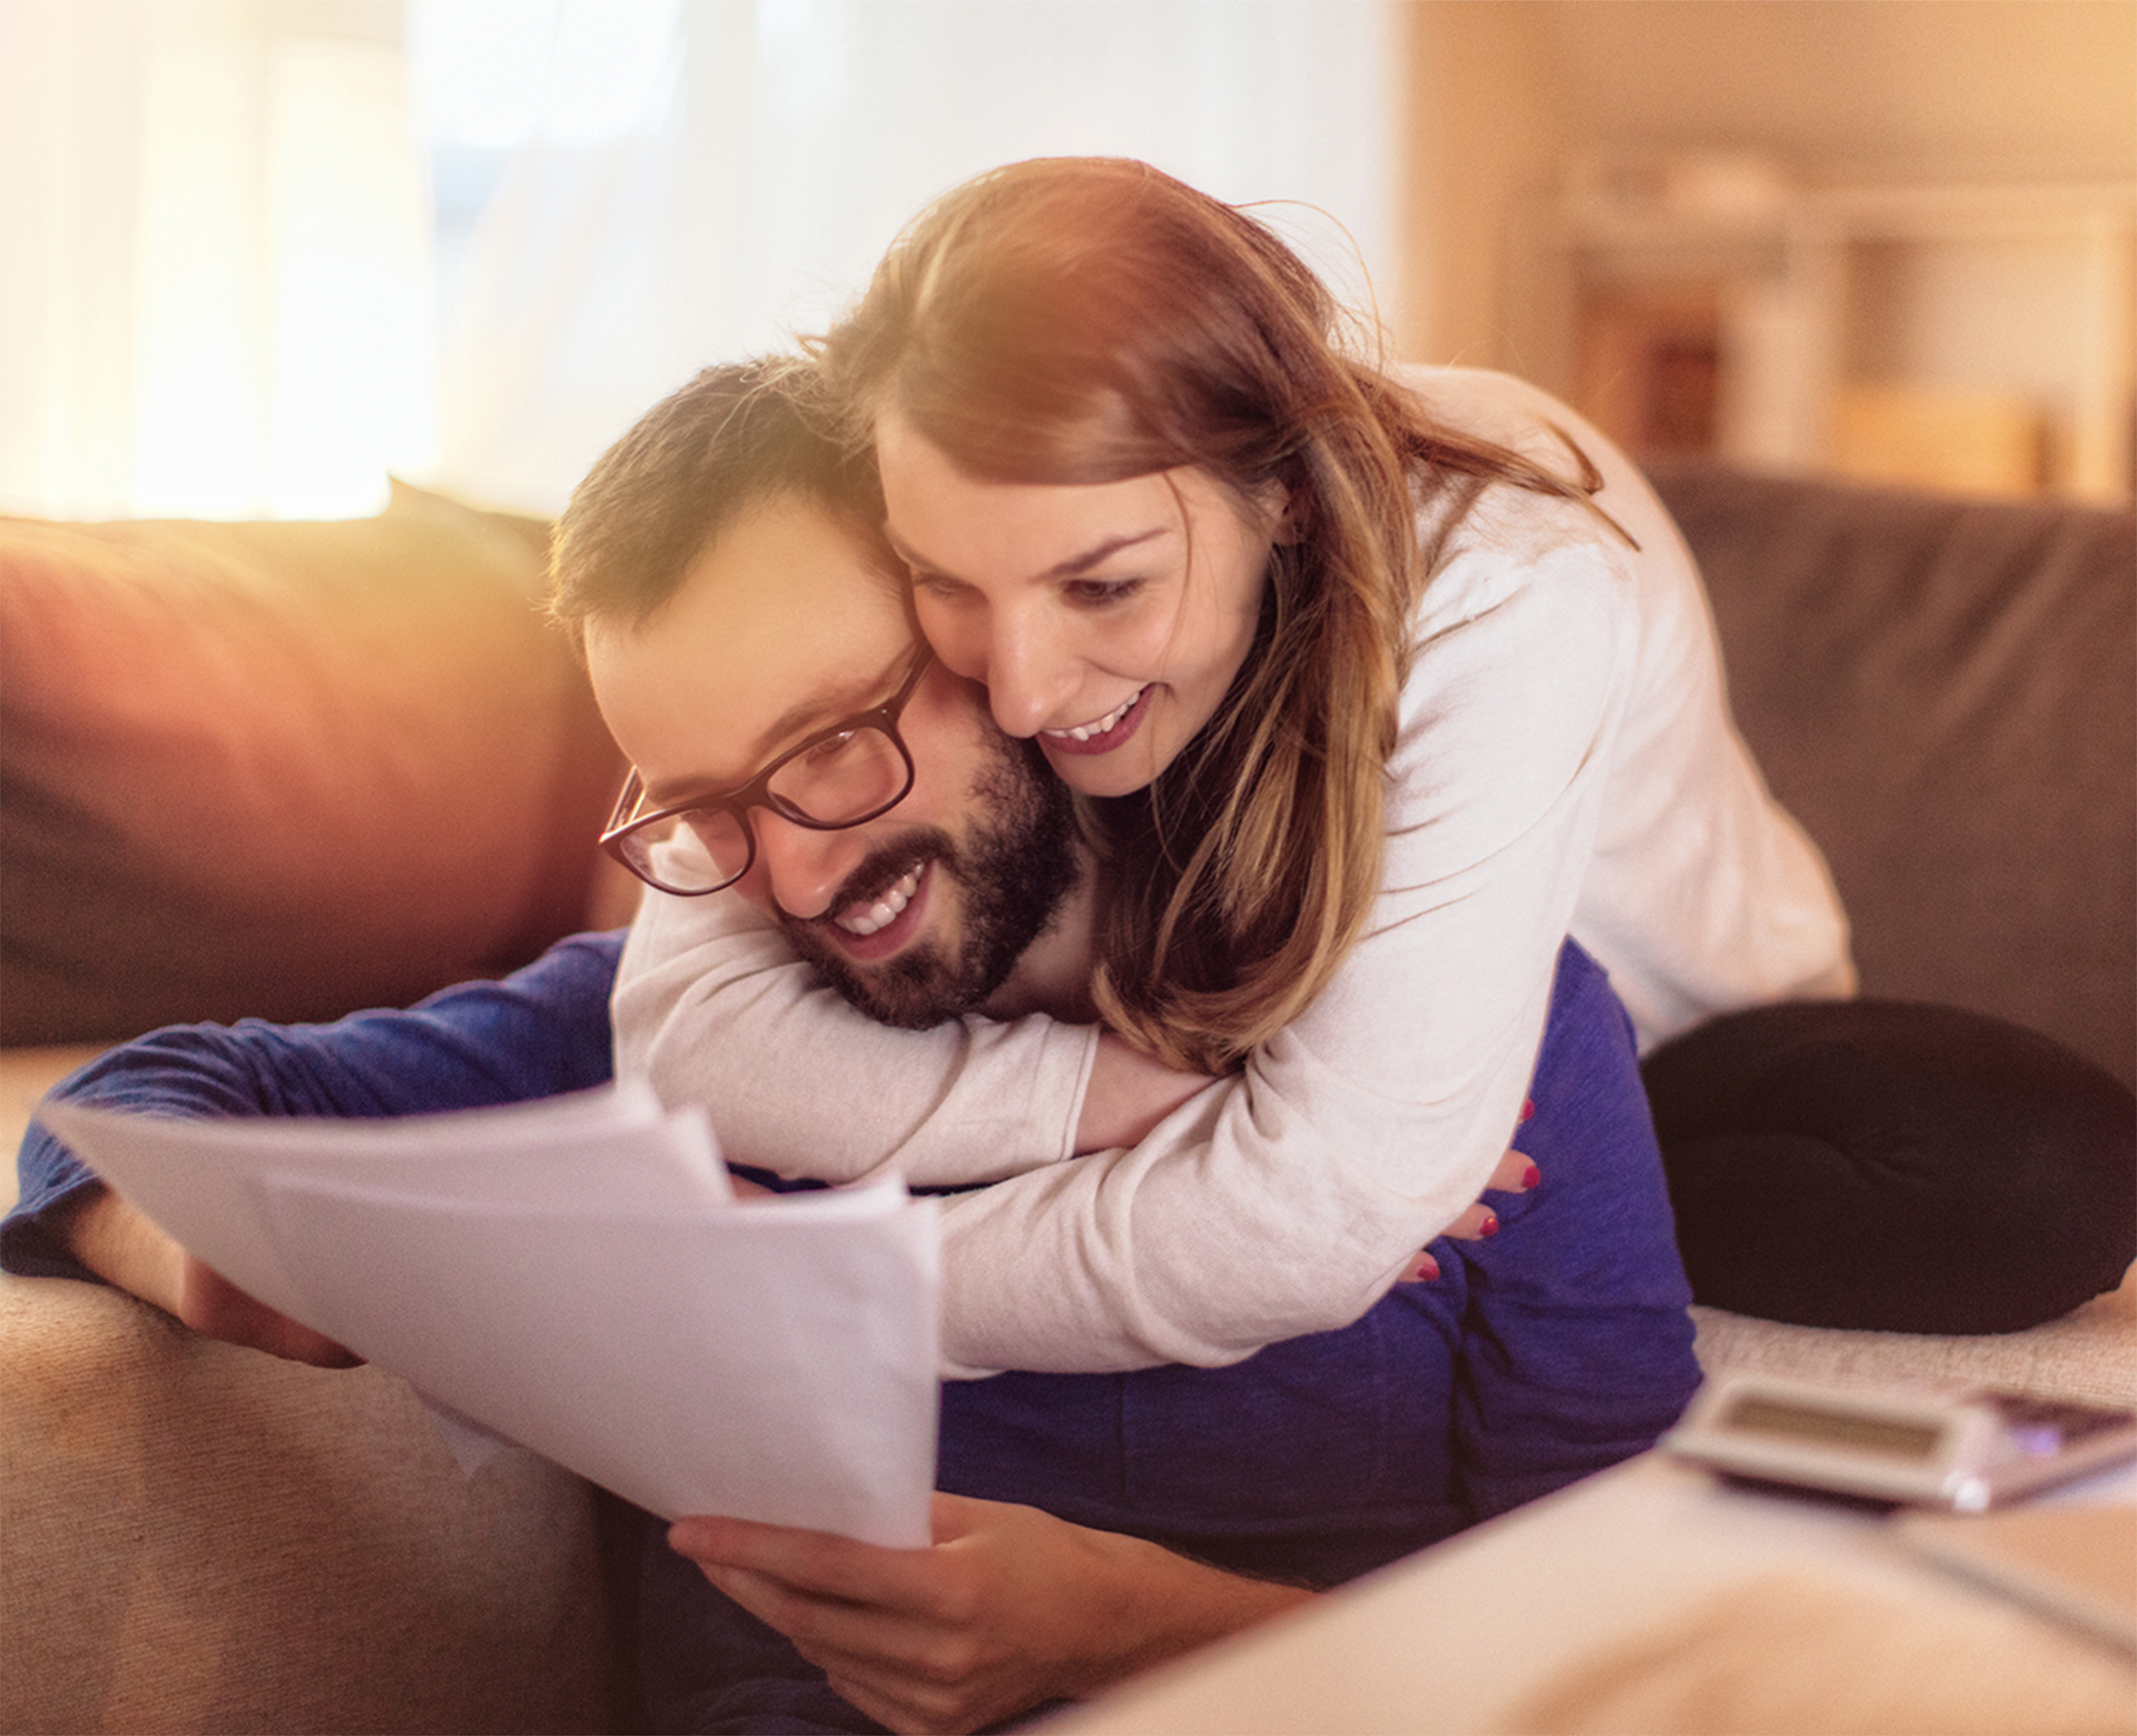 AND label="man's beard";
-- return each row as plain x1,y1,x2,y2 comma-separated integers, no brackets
777,733,1080,1028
